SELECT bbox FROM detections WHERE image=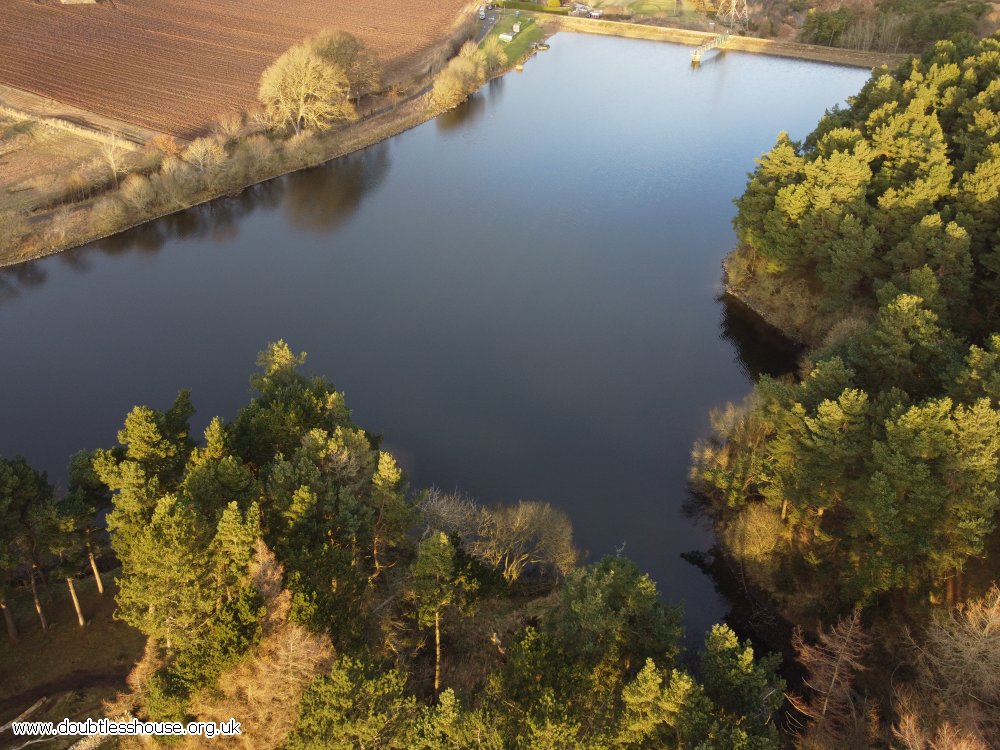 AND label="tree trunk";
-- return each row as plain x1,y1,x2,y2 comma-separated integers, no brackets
371,509,385,583
1,600,17,641
434,609,442,697
36,560,51,598
29,569,48,632
67,578,85,627
370,532,382,585
88,549,104,595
